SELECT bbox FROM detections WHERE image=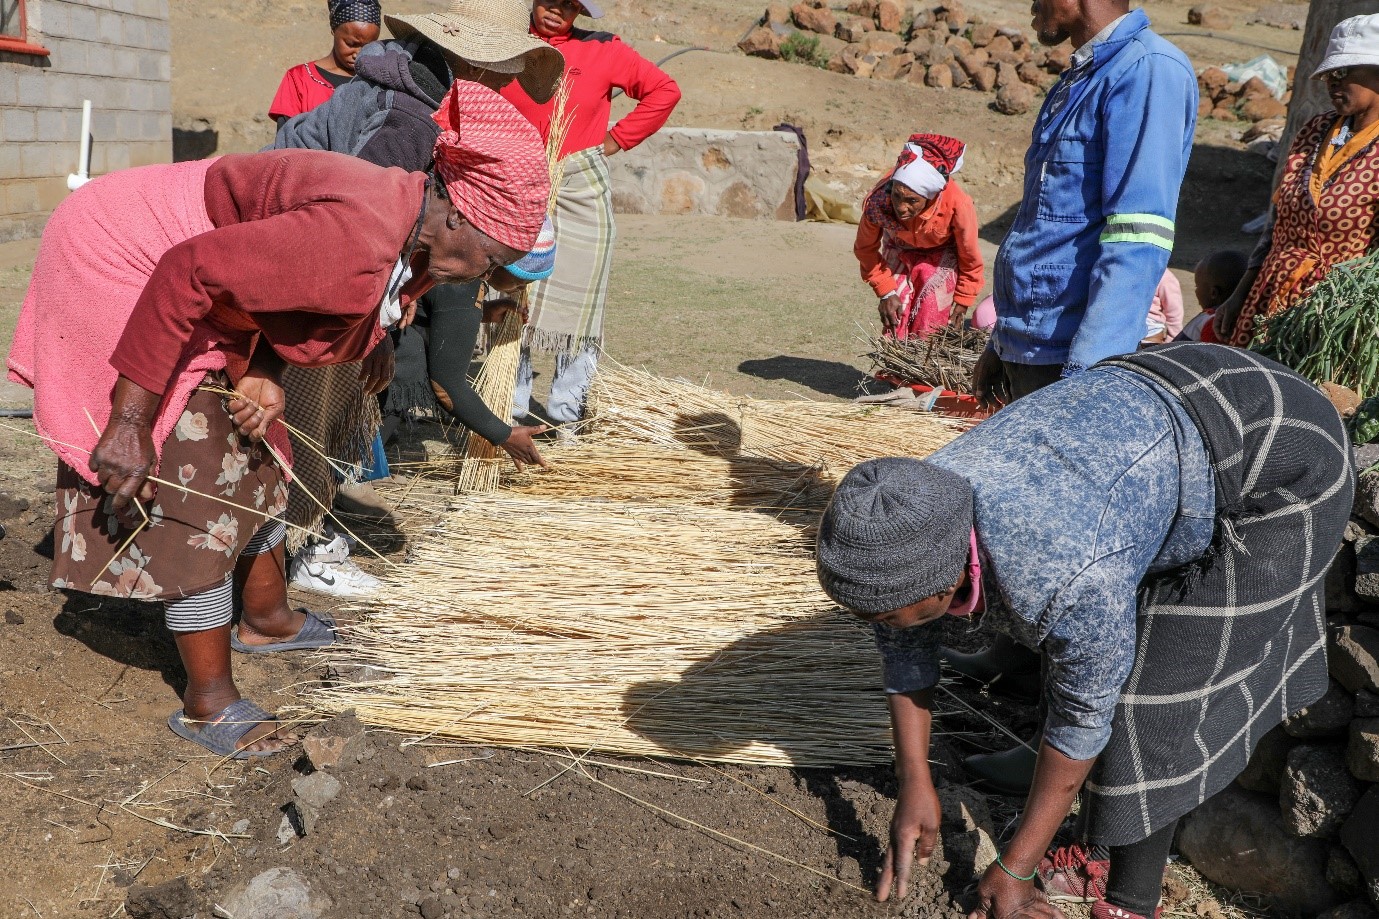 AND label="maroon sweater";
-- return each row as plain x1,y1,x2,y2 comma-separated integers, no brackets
112,149,433,395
